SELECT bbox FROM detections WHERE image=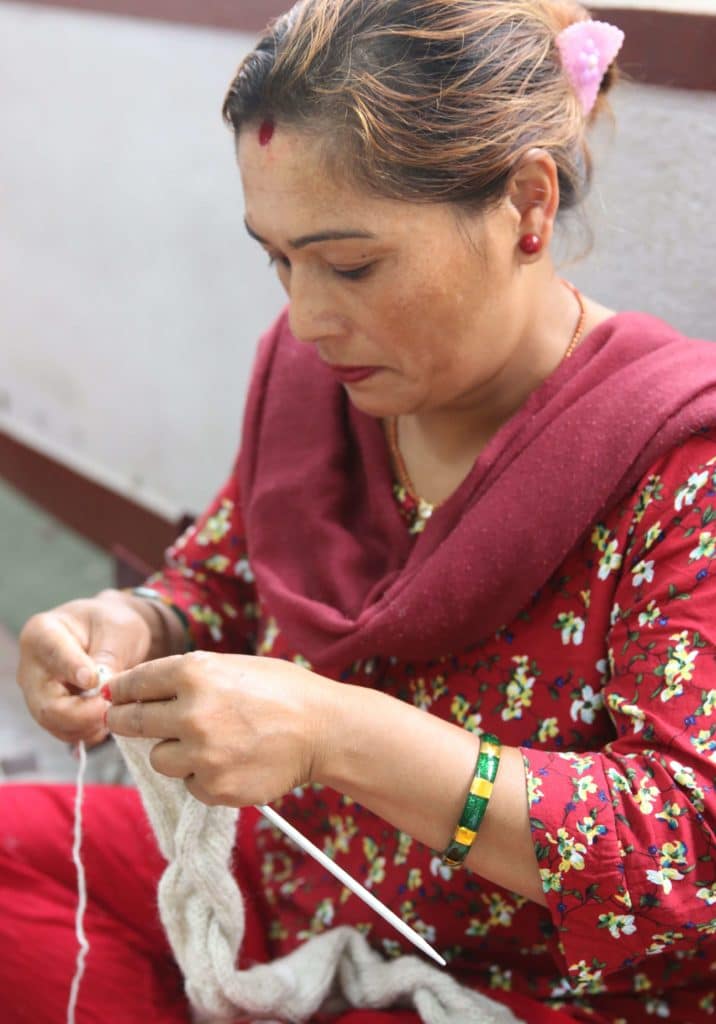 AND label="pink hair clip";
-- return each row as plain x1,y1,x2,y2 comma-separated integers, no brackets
556,20,625,116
